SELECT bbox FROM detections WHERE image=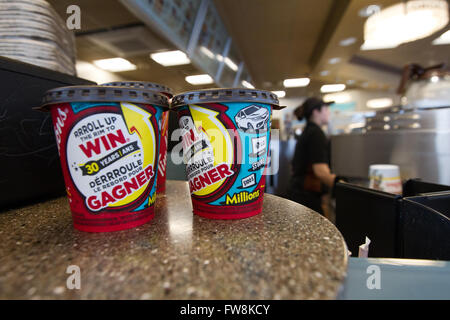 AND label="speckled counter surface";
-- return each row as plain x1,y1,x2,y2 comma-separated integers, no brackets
0,180,348,299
